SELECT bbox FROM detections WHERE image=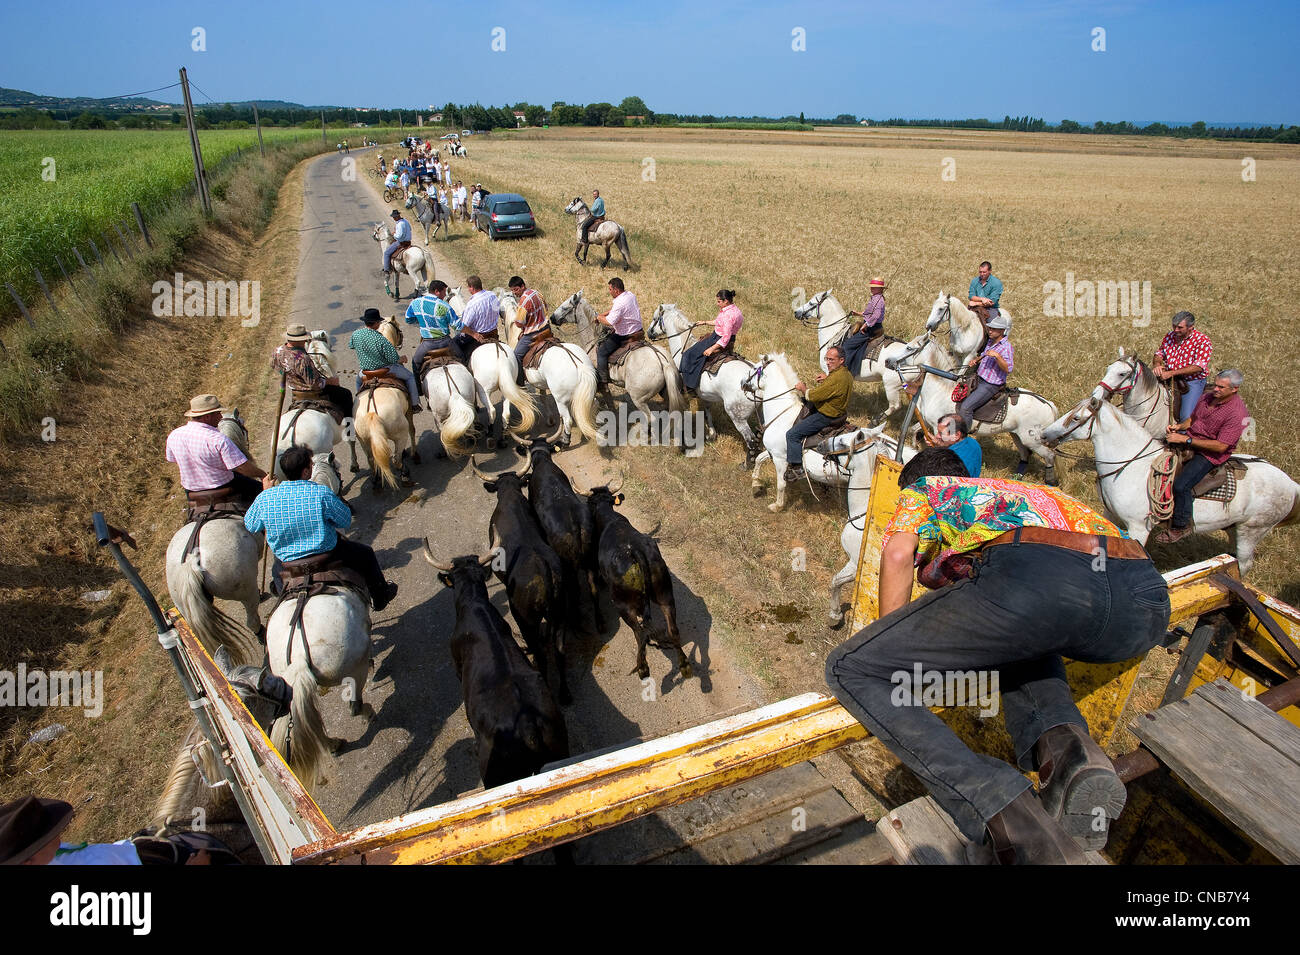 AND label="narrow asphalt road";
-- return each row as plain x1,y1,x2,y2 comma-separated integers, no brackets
286,151,766,835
